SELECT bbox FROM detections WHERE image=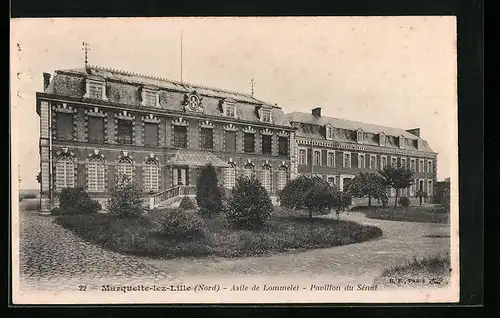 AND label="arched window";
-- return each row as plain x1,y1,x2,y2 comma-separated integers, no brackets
143,158,159,192
261,164,272,193
243,163,254,178
55,155,75,191
224,162,236,189
87,156,105,192
117,157,133,184
277,166,288,191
